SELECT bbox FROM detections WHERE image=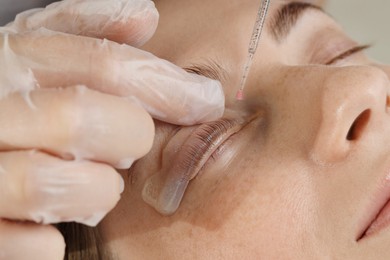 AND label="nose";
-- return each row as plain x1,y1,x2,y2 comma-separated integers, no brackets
311,66,390,164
